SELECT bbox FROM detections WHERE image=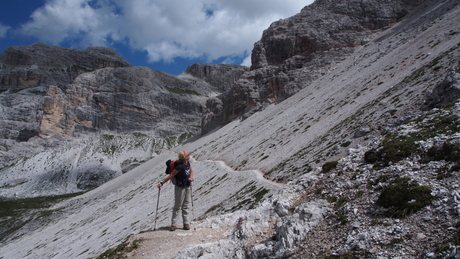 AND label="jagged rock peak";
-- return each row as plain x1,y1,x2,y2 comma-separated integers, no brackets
251,0,425,69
